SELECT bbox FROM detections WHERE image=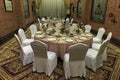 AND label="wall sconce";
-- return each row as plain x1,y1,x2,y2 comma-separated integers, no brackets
109,13,117,24
119,4,120,8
